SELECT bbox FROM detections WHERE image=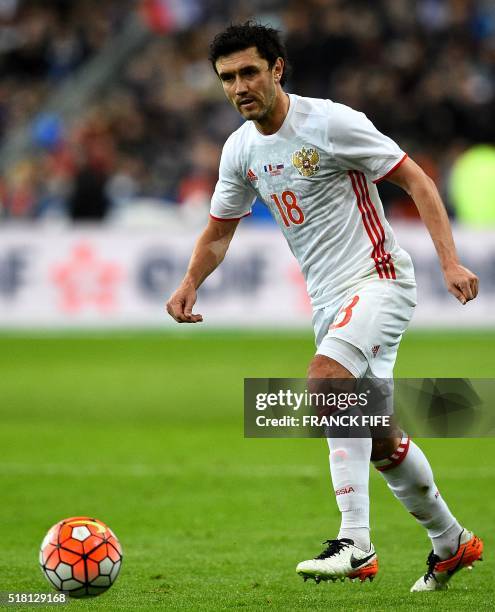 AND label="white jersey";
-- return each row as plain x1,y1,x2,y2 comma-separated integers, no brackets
210,94,415,308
